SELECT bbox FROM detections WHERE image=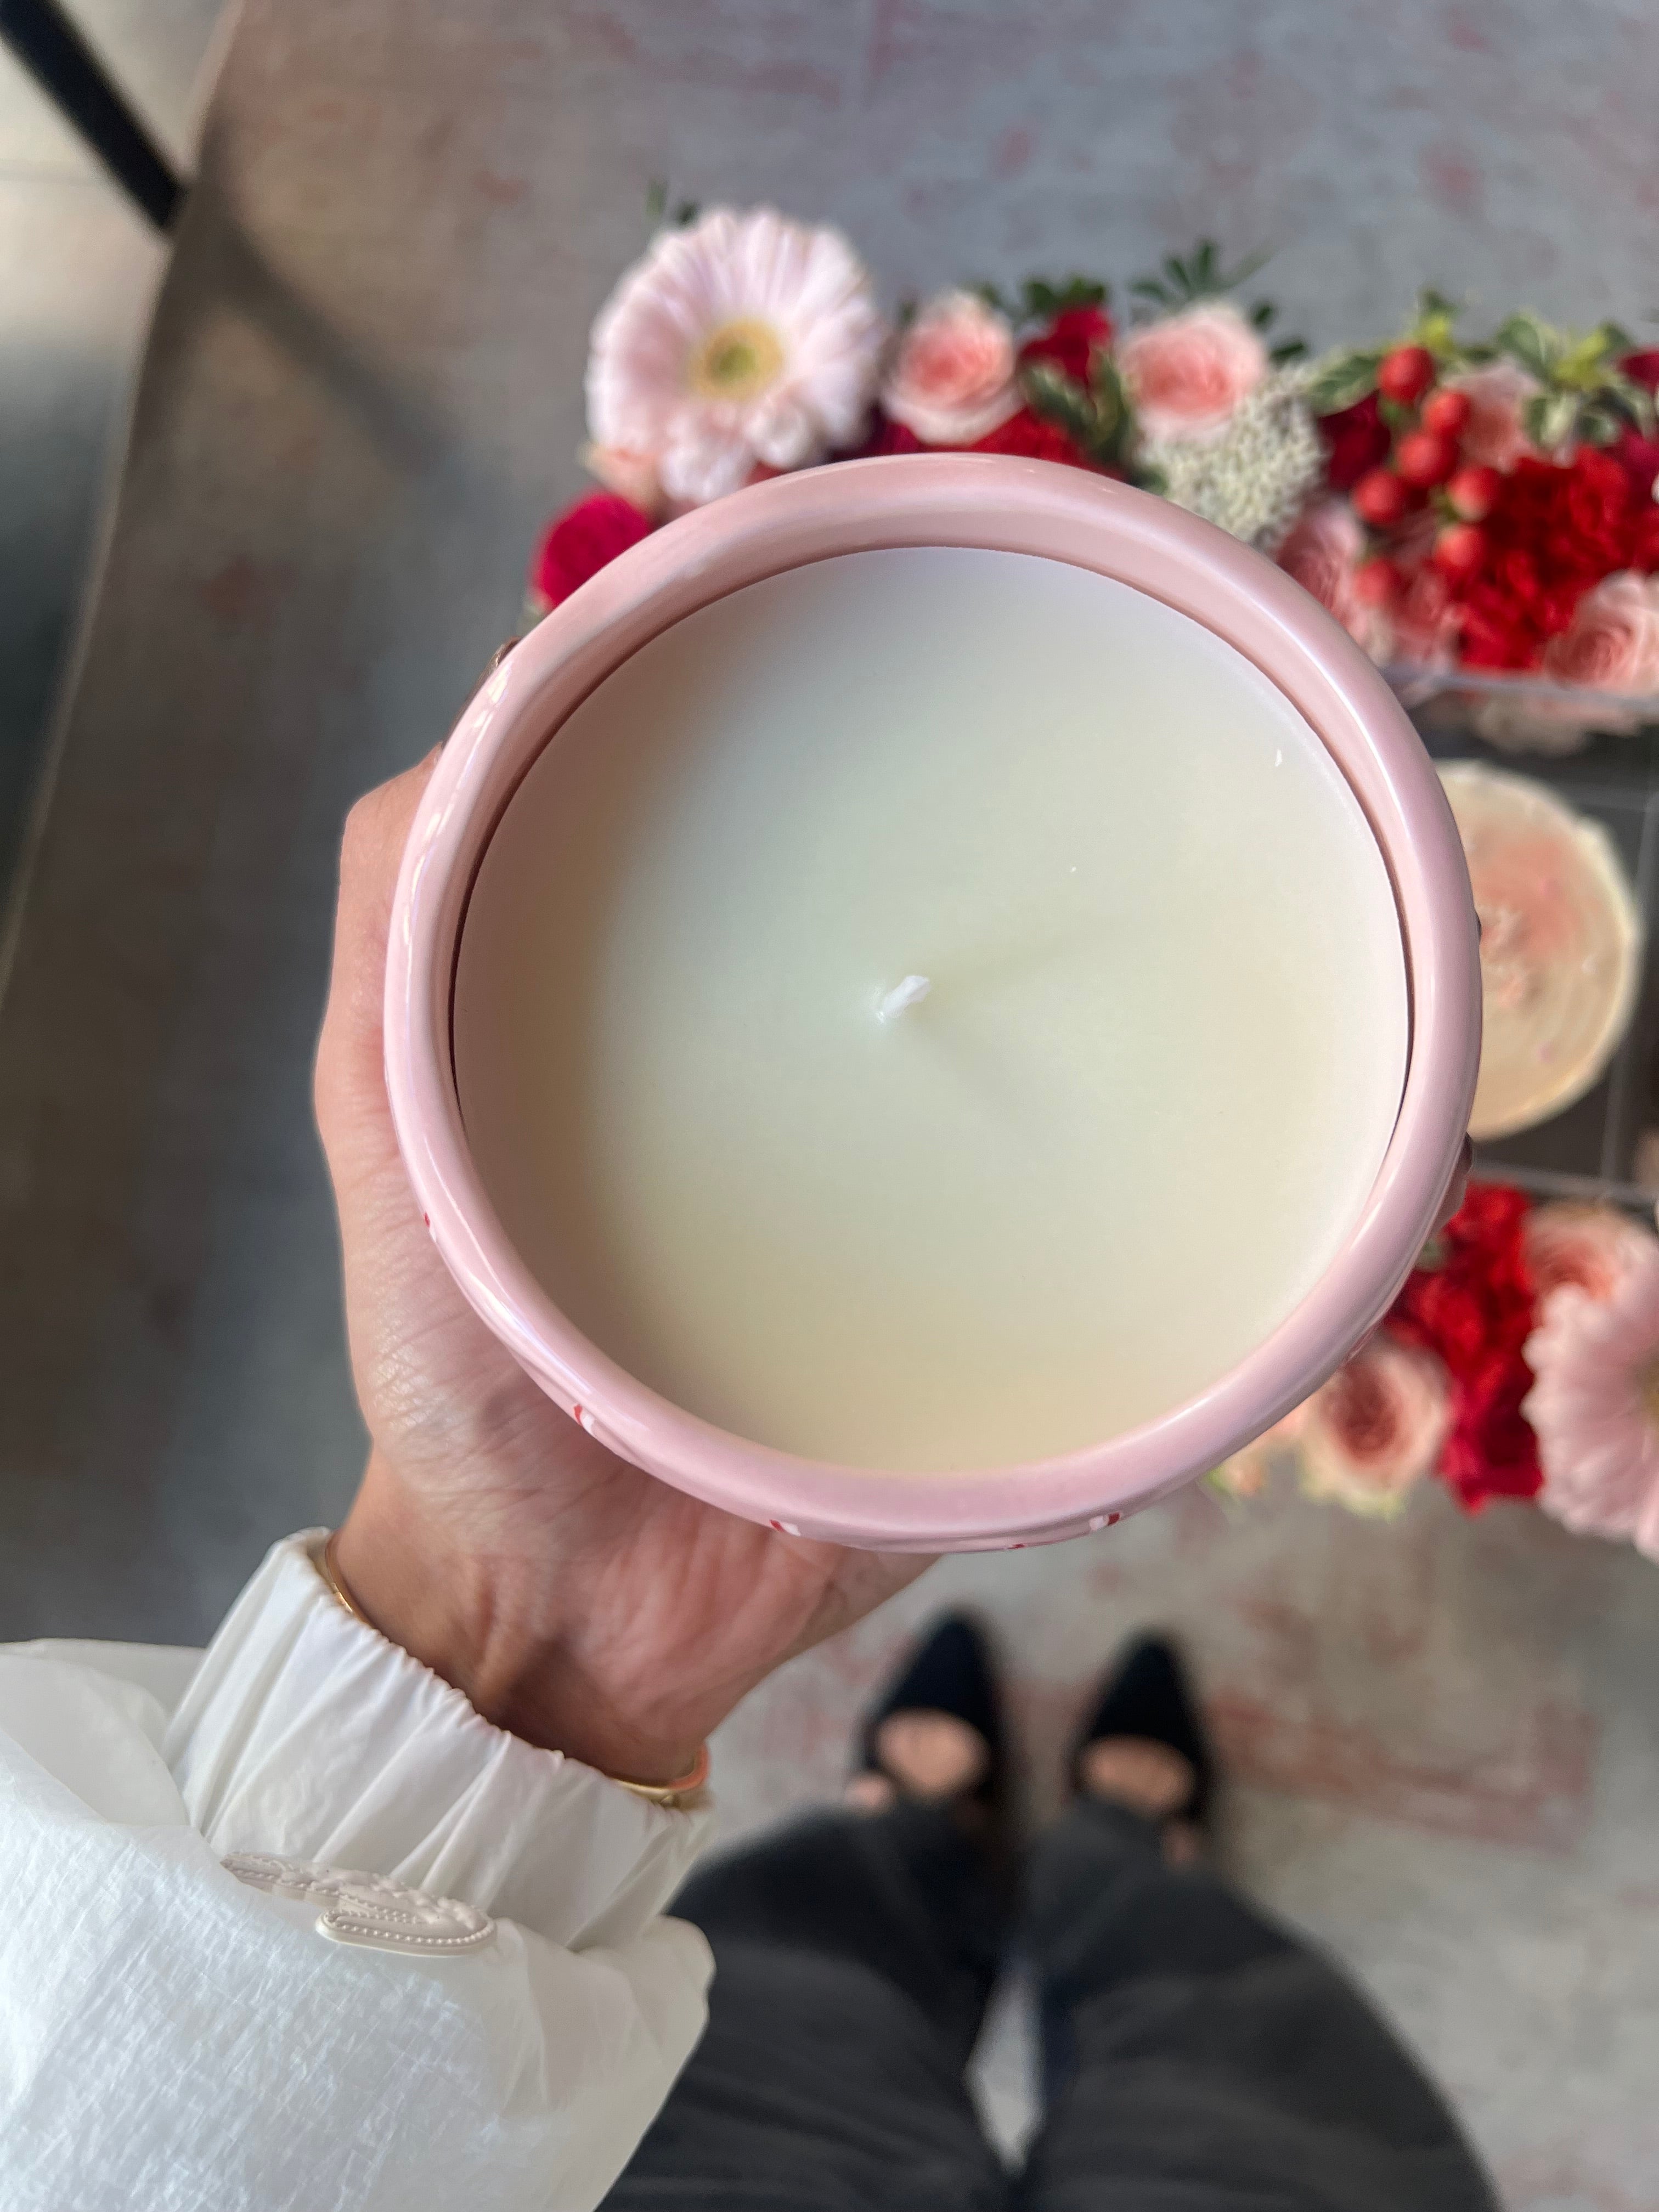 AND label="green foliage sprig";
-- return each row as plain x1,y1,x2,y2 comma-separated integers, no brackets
975,275,1110,325
1022,350,1145,477
1304,291,1655,445
1128,239,1307,365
